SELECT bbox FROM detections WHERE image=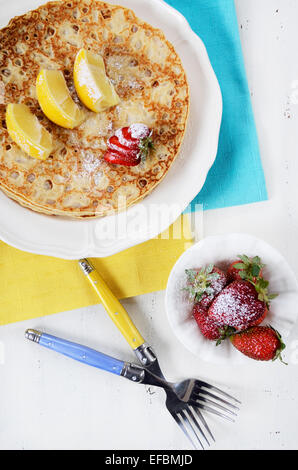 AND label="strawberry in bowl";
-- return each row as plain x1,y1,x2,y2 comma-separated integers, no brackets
165,234,298,365
184,265,228,308
208,279,268,331
104,123,154,166
192,303,222,341
183,254,284,362
230,326,286,363
227,255,264,282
